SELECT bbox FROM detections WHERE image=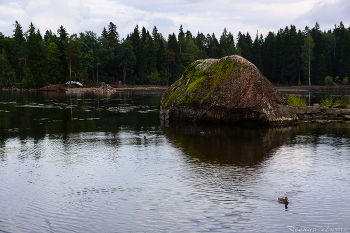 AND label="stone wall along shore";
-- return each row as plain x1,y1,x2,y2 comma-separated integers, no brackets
292,104,350,121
